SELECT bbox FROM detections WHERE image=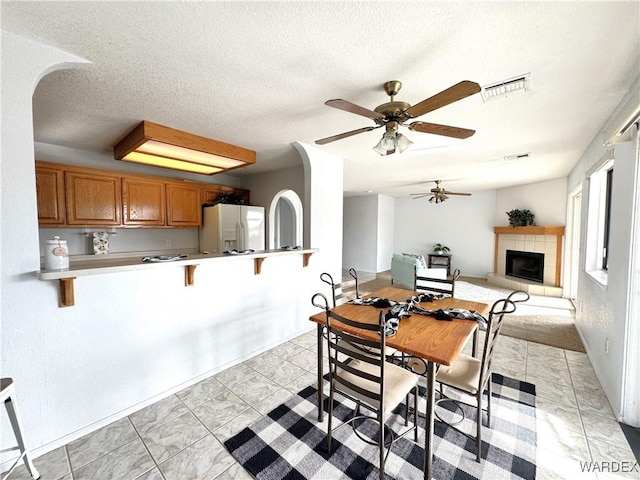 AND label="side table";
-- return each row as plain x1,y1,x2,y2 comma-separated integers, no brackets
427,253,452,276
